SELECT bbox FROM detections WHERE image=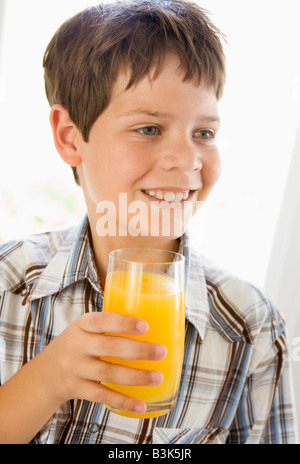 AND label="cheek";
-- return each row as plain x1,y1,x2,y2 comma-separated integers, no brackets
81,144,151,198
118,148,154,181
210,157,222,184
204,151,222,186
196,152,221,203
